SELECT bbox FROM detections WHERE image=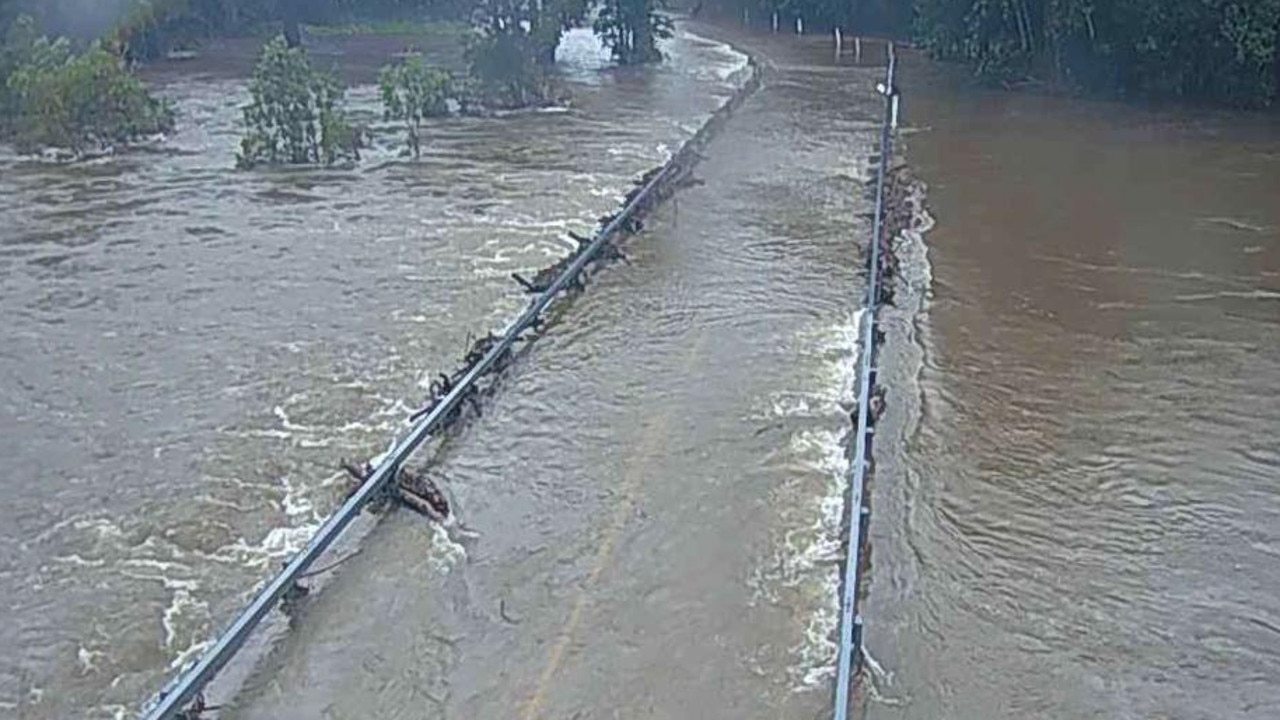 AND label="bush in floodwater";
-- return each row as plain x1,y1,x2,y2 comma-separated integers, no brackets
464,30,558,109
237,36,360,169
594,0,672,65
378,55,453,158
0,14,44,126
2,16,174,156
